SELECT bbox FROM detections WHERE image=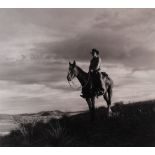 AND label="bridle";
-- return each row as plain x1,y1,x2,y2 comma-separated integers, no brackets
67,69,91,90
